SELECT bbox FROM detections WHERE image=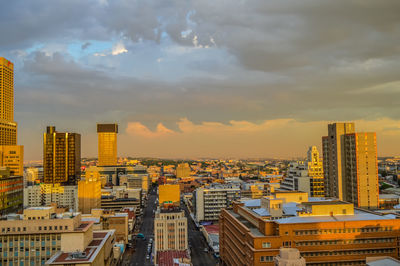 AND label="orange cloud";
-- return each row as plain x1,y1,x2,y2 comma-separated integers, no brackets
126,122,174,138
